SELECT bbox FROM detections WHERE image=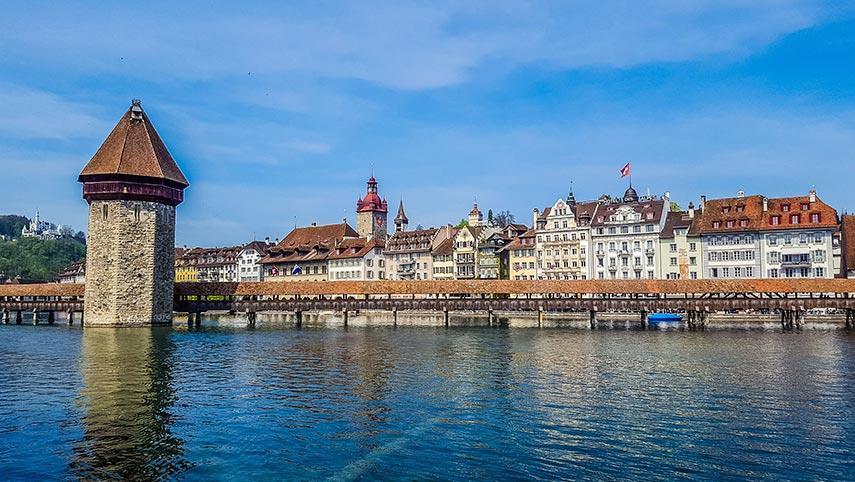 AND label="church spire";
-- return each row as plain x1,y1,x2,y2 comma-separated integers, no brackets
394,199,409,232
